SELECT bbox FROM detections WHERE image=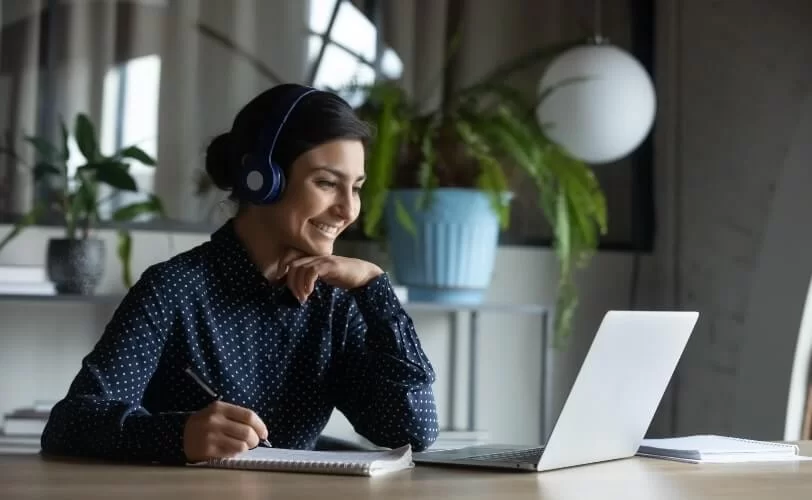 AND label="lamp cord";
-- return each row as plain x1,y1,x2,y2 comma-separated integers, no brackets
594,0,602,39
590,0,607,44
